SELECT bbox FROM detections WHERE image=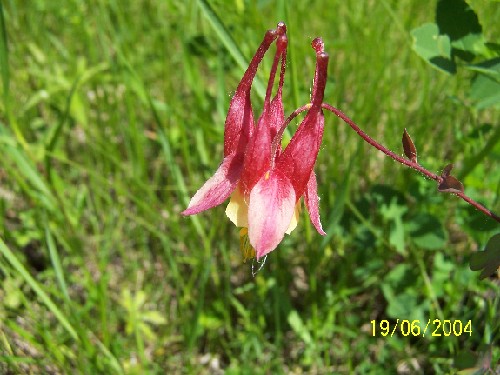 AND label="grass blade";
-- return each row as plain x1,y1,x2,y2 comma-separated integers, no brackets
0,3,25,144
0,236,125,374
0,2,9,103
44,218,70,301
0,237,77,340
195,0,265,98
